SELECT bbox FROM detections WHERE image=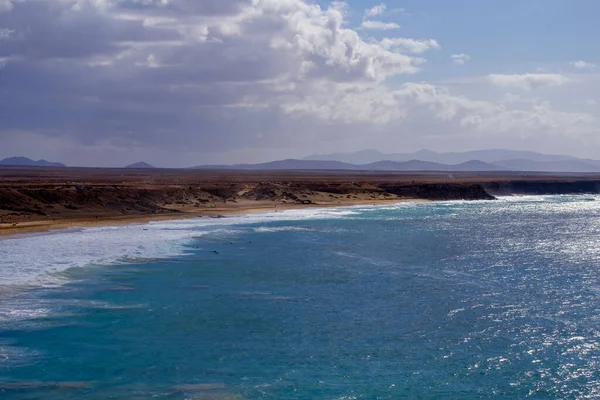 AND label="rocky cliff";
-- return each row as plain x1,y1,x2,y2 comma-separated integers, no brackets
483,180,600,196
378,183,496,201
6,168,600,228
0,181,496,225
